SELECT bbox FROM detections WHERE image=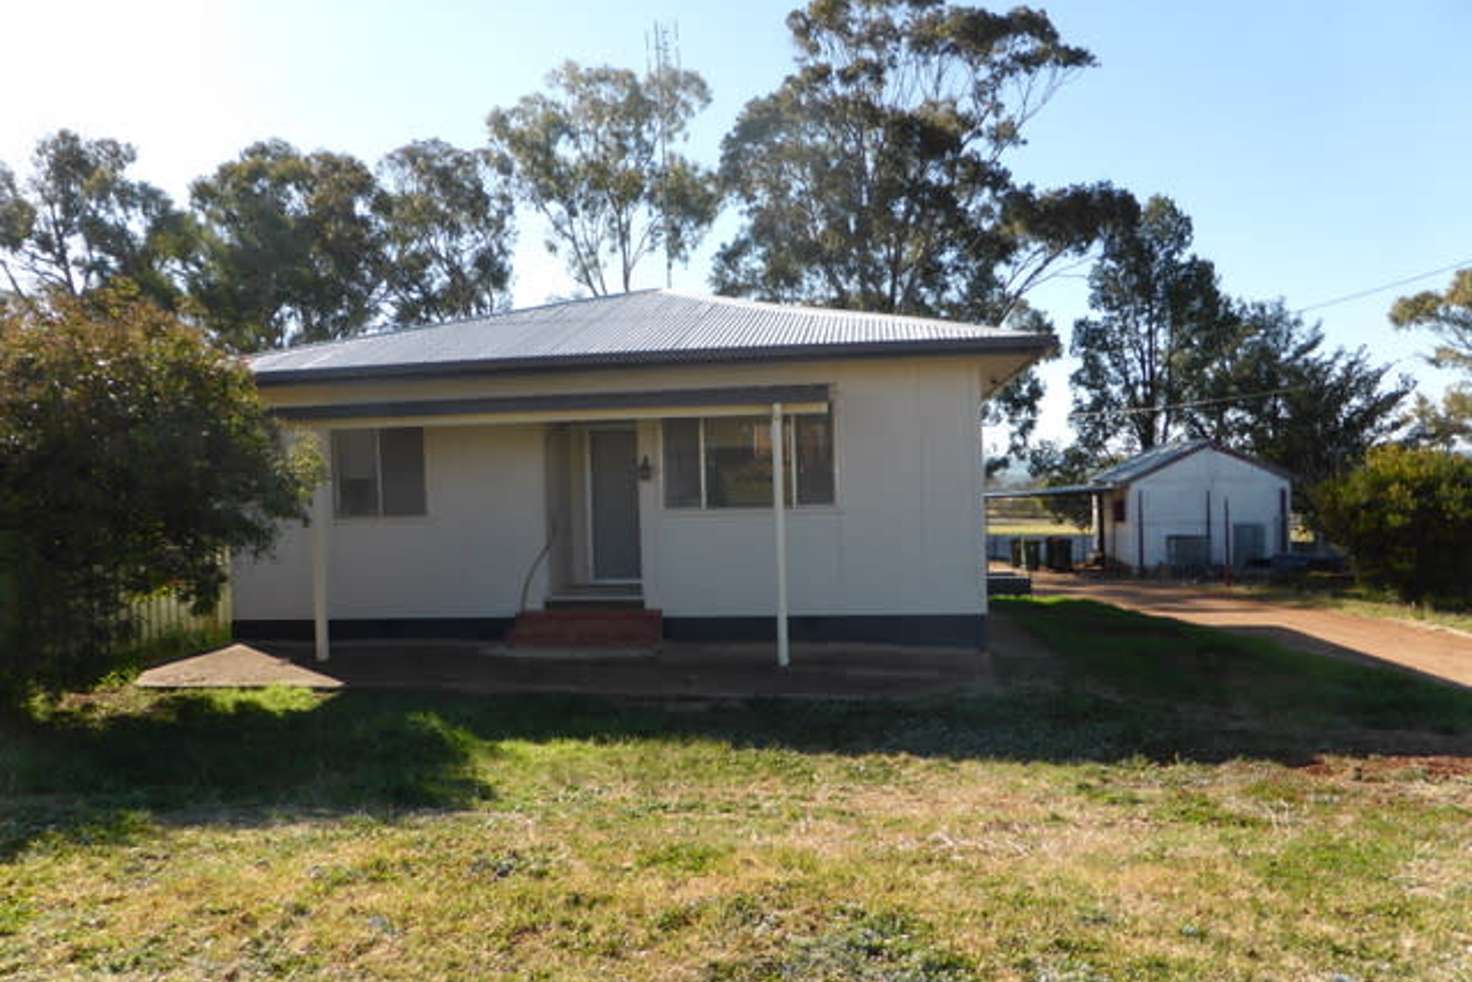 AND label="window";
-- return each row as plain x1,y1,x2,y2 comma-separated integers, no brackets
332,427,426,517
704,416,774,507
663,418,701,508
1111,497,1126,523
663,414,835,509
